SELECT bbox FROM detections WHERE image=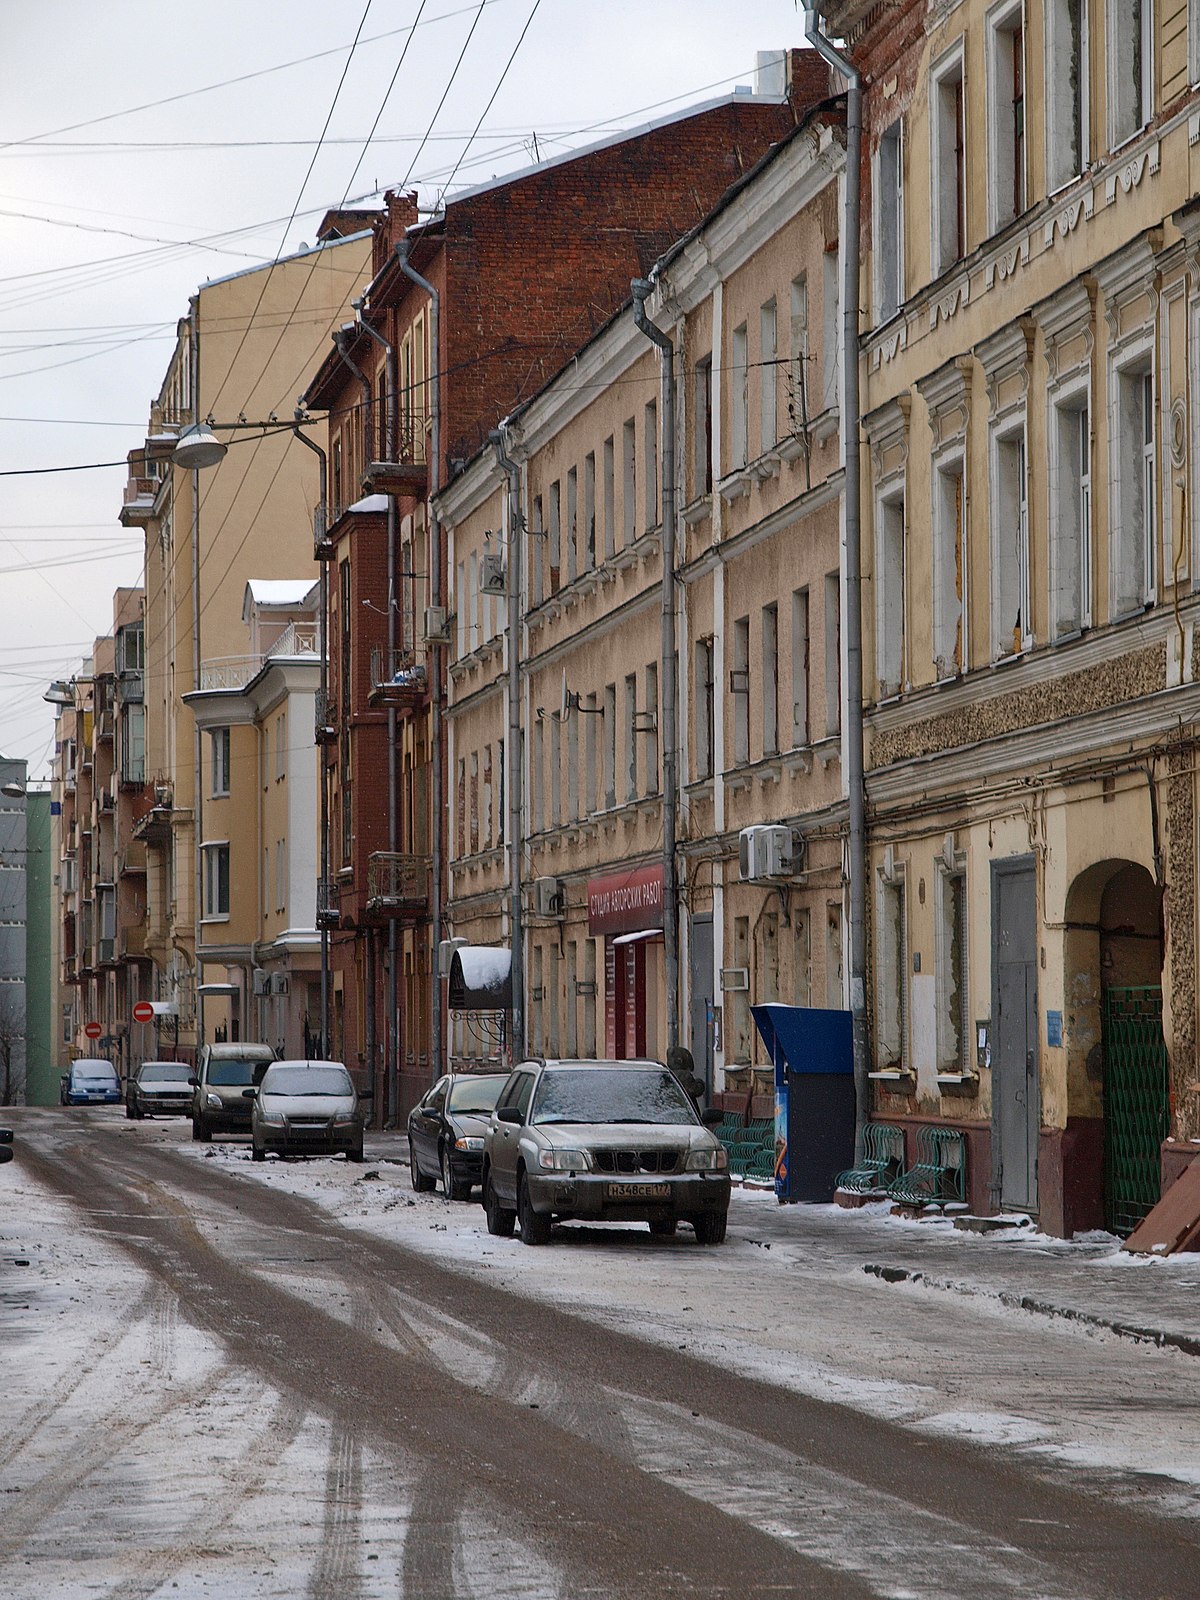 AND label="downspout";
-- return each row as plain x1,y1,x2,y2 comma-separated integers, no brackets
804,10,869,1158
335,327,394,1115
291,411,330,1056
397,242,445,1084
189,295,205,1055
490,424,524,1063
631,277,680,1054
